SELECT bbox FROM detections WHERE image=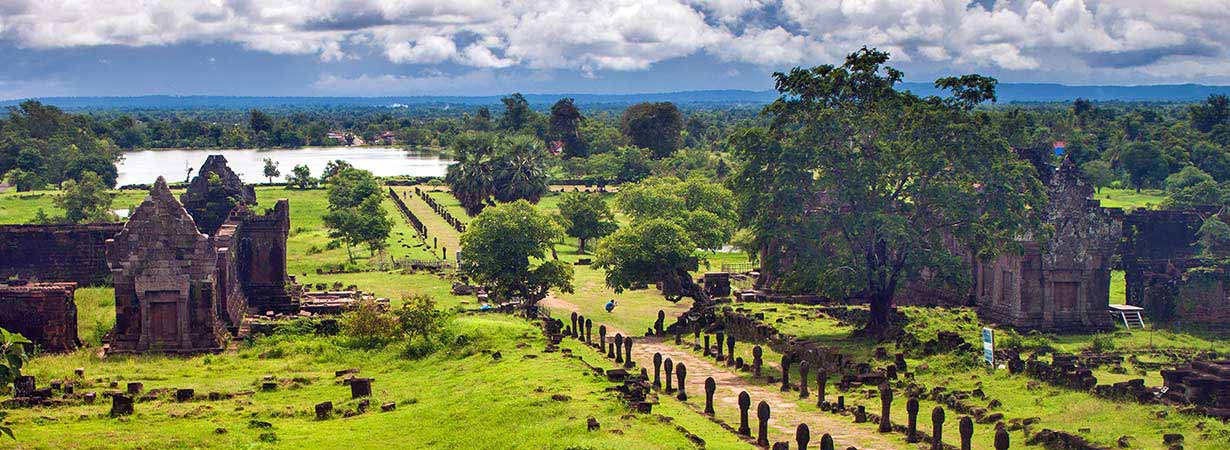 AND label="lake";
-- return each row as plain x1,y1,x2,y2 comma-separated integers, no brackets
116,147,453,186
